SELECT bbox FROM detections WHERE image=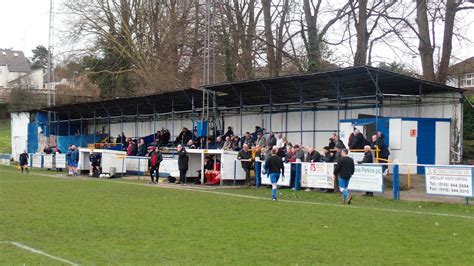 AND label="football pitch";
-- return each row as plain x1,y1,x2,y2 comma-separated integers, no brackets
1,166,473,265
